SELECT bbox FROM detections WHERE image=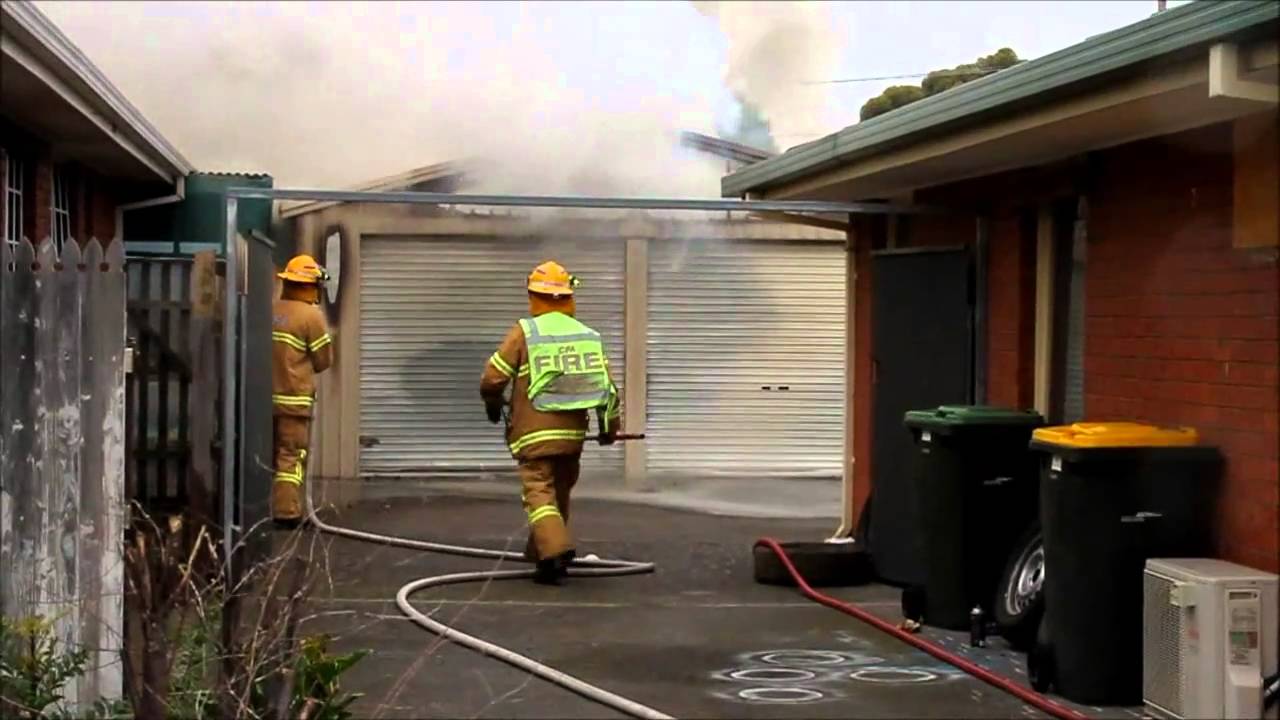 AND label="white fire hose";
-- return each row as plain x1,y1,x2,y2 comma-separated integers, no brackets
301,449,673,719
